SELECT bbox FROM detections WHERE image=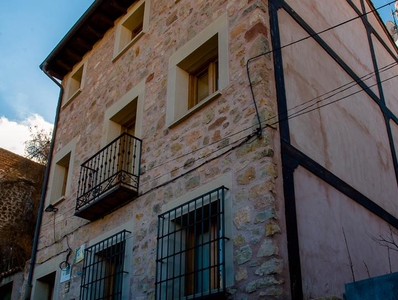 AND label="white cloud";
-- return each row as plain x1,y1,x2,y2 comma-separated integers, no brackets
12,92,31,120
0,114,53,156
